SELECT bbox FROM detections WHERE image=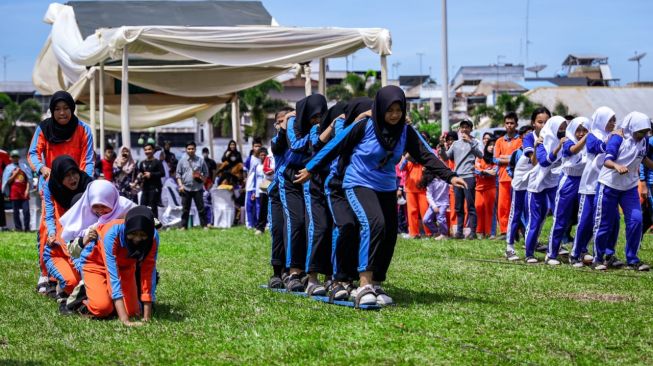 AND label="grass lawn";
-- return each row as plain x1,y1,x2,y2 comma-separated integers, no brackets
1,222,653,365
